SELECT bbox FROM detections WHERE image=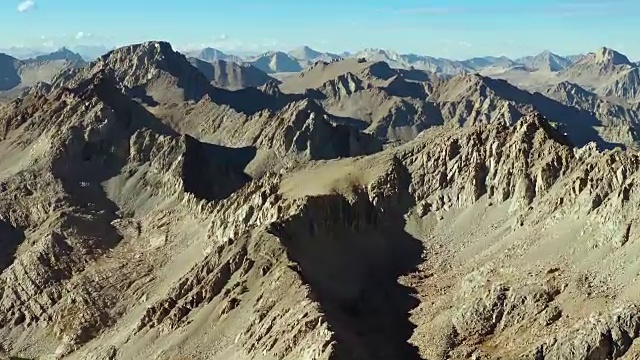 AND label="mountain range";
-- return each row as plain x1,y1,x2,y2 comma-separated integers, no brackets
0,49,85,99
182,45,590,76
2,40,640,360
